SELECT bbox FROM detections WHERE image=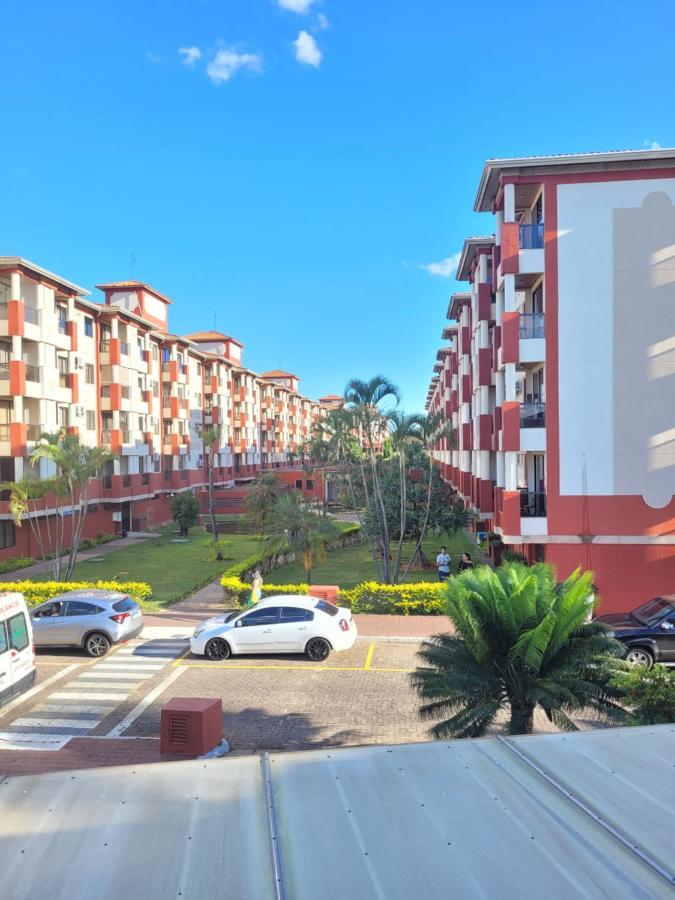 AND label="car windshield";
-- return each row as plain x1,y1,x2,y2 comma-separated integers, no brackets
112,597,137,613
315,600,338,617
633,597,674,626
224,611,240,623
